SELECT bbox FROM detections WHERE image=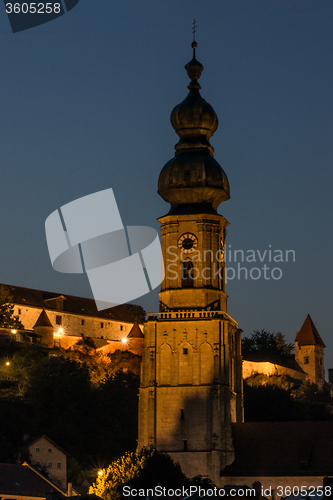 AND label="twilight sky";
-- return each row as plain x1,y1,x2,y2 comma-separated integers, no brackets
0,1,332,372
